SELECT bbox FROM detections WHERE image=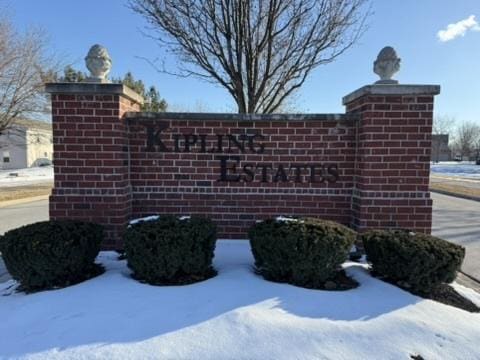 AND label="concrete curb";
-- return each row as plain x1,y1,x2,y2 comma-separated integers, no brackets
457,272,480,293
0,195,49,209
459,270,480,286
430,189,480,203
